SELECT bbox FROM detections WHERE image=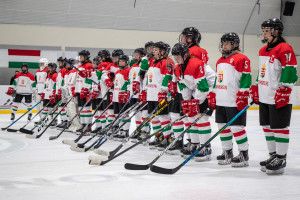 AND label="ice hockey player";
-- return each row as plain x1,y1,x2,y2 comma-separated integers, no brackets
111,55,131,141
35,58,49,115
171,43,211,161
74,50,94,132
55,57,69,129
63,58,82,132
207,32,251,167
145,41,173,150
6,63,36,121
128,48,147,142
40,63,58,126
250,18,298,174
